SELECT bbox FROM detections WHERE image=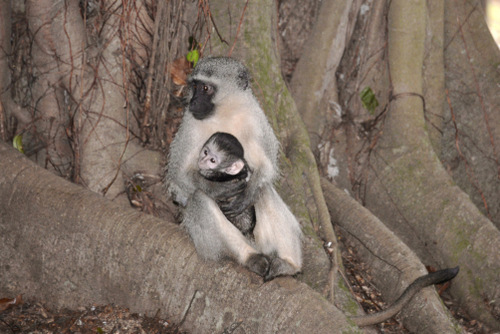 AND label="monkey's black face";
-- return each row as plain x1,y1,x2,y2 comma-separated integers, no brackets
189,80,216,120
